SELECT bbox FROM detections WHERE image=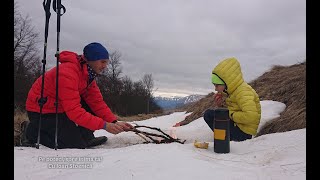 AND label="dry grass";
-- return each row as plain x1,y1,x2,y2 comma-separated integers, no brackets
14,110,29,146
251,62,306,136
175,61,306,136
